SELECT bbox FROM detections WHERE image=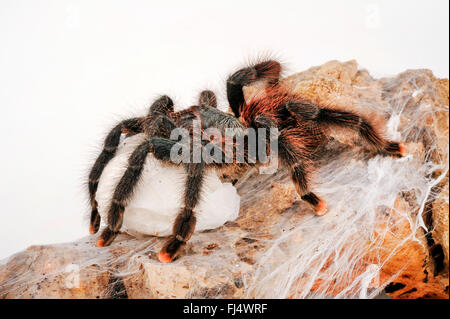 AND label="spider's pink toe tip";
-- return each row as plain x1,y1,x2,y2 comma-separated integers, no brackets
89,225,96,235
315,200,328,216
399,143,408,157
158,251,173,263
96,238,105,247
